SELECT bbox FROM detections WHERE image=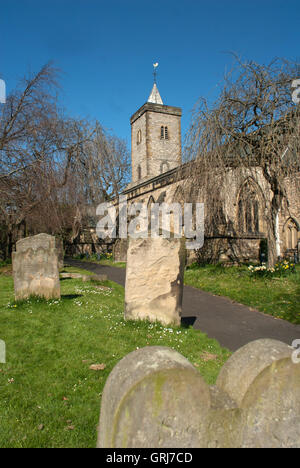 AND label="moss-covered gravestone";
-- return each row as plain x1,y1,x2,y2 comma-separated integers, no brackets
97,339,300,448
98,346,210,448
